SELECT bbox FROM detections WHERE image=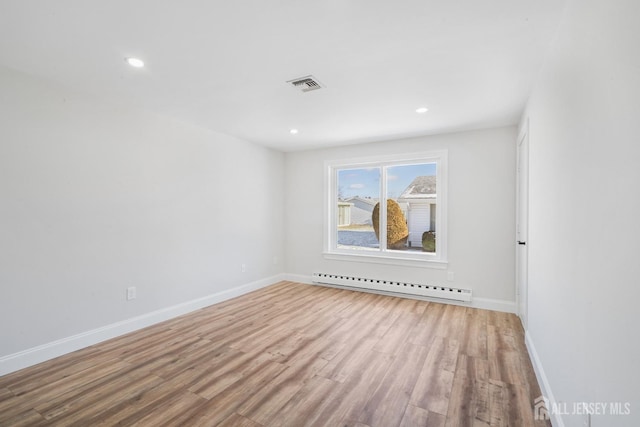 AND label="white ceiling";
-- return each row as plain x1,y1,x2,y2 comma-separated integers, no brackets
0,1,566,152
